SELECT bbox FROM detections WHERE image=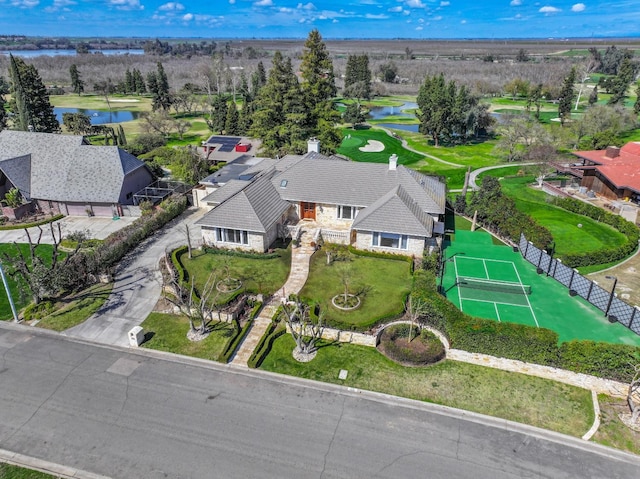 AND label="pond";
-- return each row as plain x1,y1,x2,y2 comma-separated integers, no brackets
54,107,141,125
368,101,418,120
1,49,144,58
376,123,419,132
